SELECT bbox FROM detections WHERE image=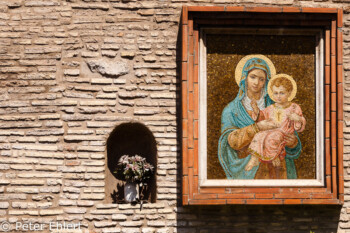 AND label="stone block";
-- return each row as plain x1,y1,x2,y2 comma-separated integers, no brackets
87,59,129,77
120,221,143,227
95,221,117,228
80,194,105,200
112,214,128,221
39,209,64,216
0,202,9,209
